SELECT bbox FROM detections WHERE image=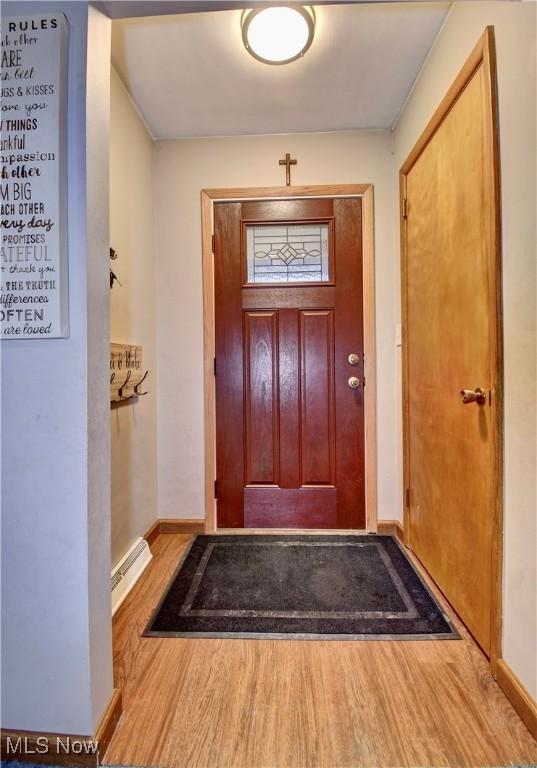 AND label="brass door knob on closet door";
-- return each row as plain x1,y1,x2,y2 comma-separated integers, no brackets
460,387,487,405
